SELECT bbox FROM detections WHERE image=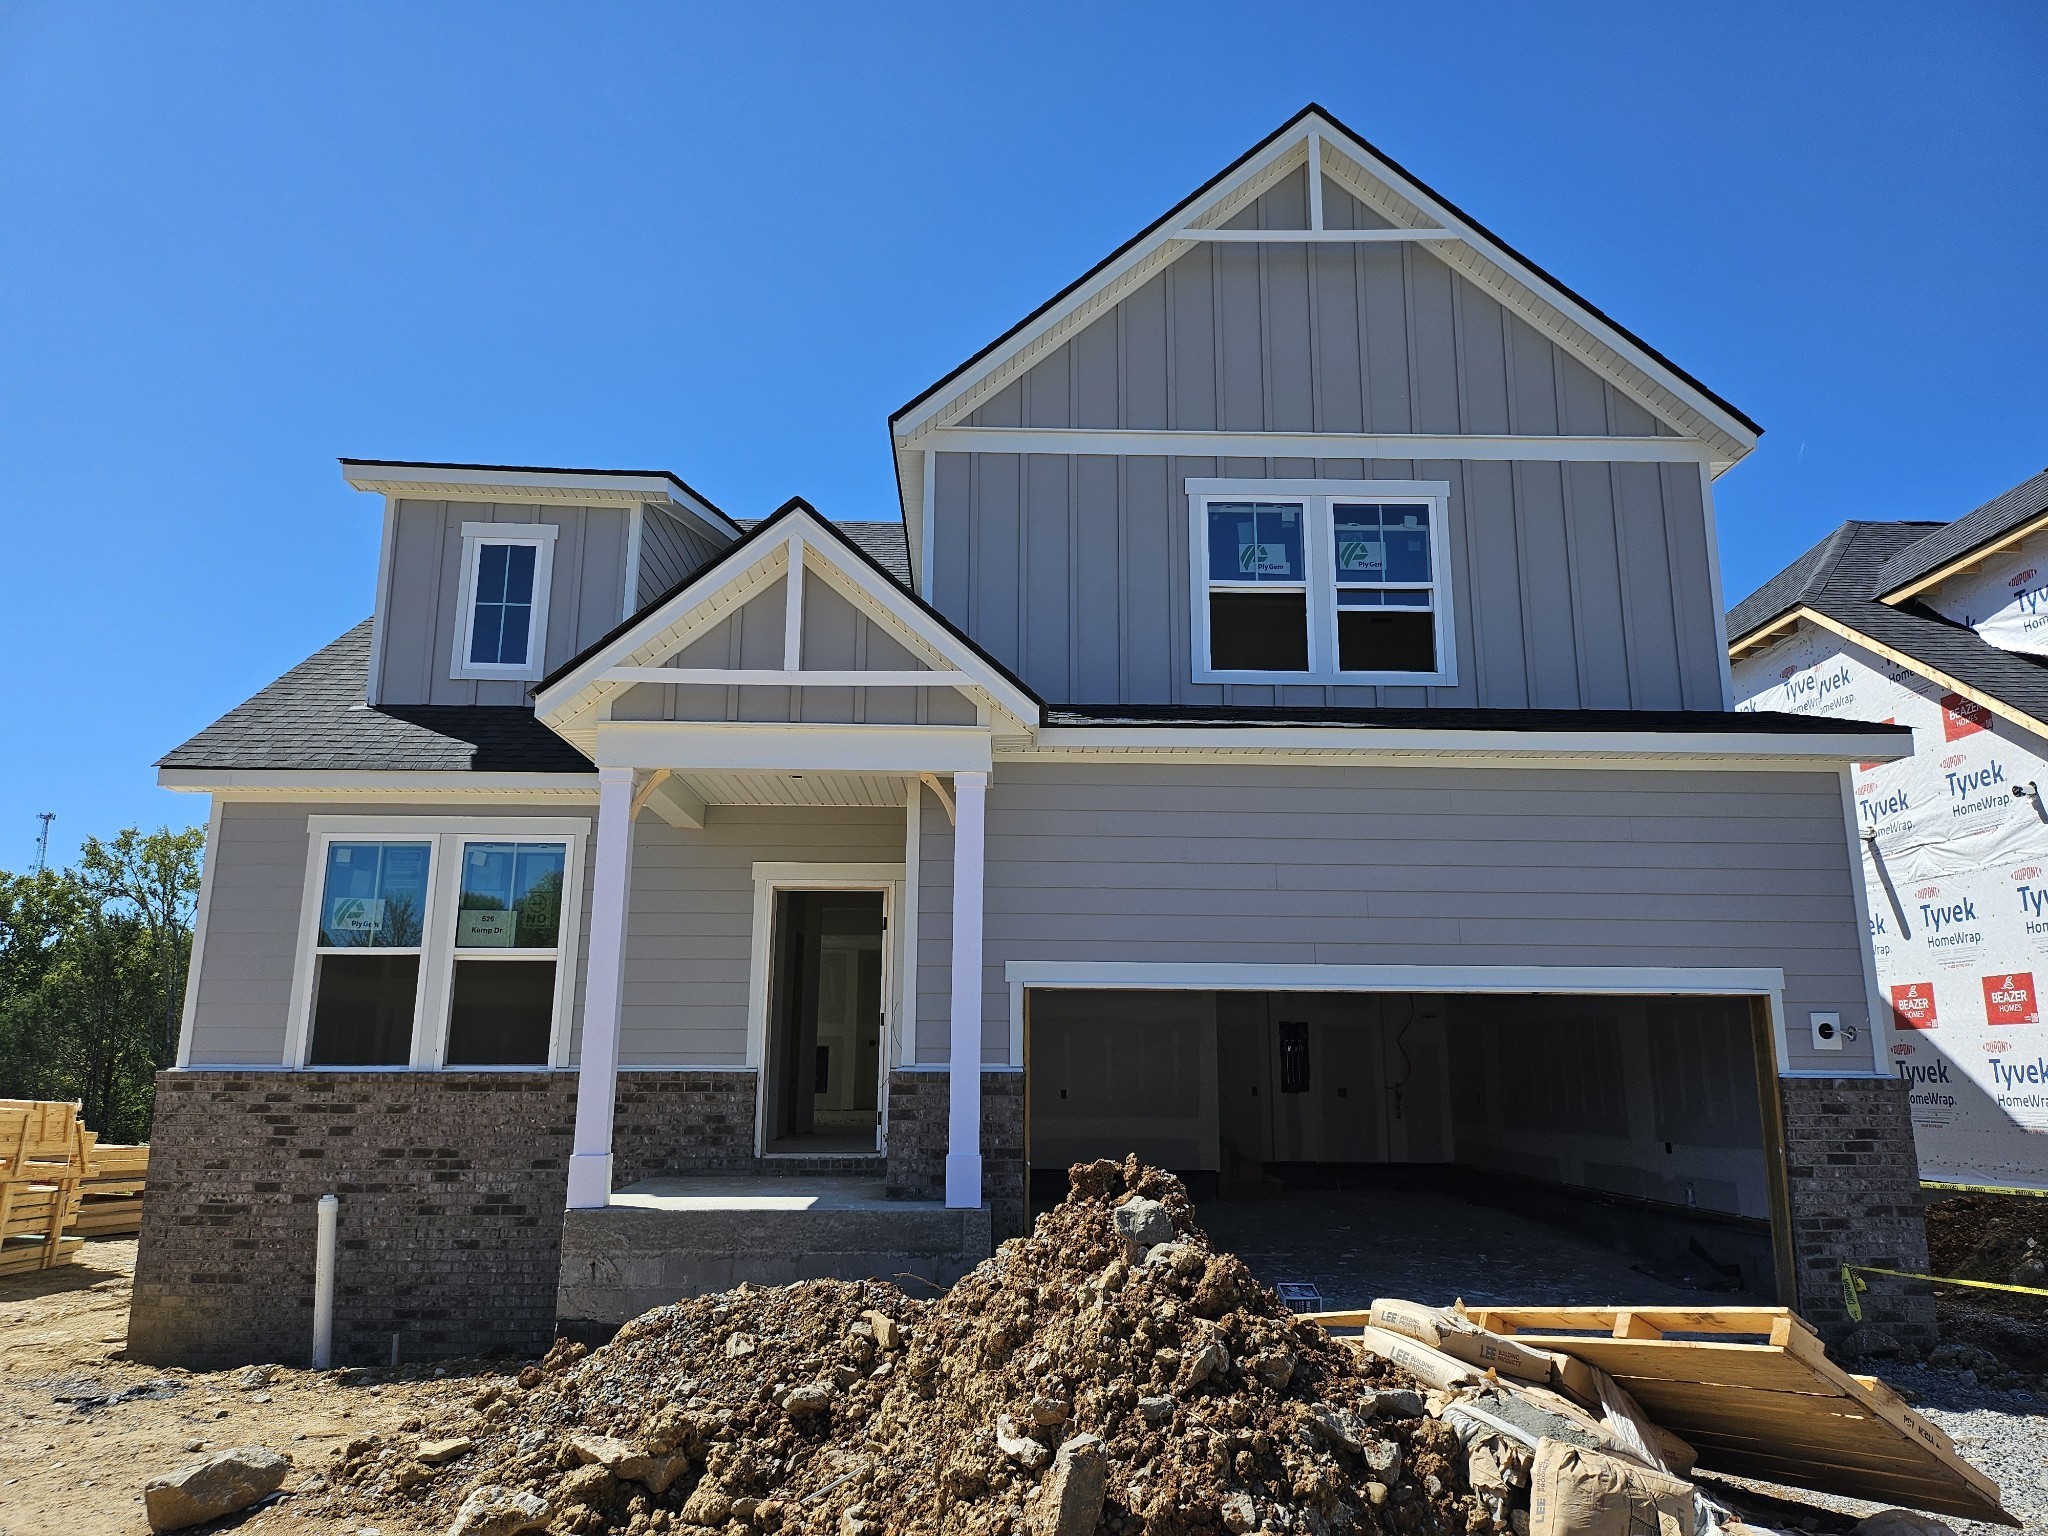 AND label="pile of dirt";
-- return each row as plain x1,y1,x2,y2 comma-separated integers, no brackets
1922,1193,2048,1383
317,1157,1489,1536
